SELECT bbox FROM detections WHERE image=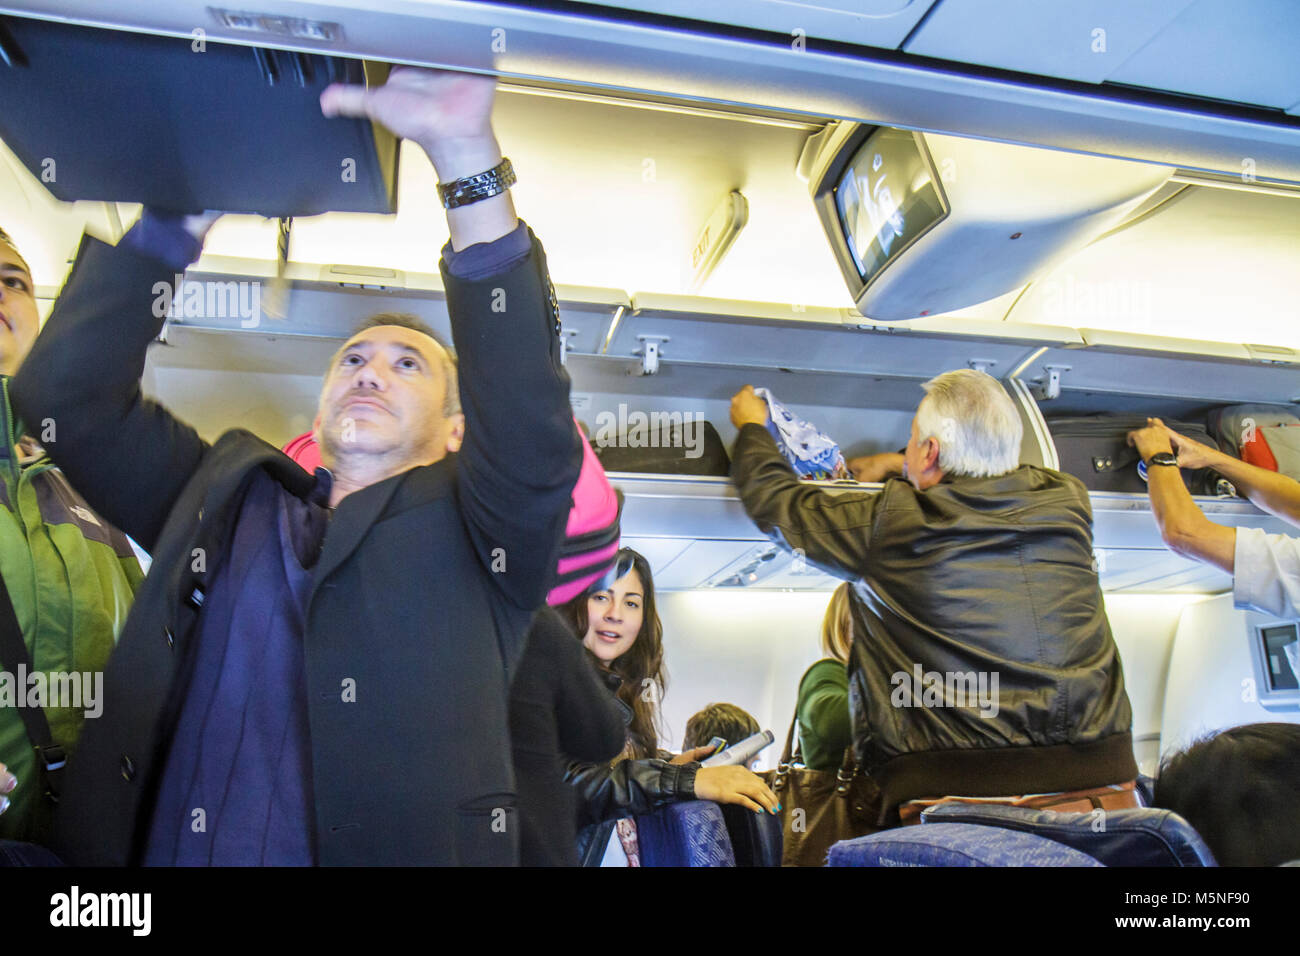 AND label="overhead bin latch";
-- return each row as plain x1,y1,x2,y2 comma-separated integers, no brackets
967,359,997,374
559,327,579,367
634,335,670,376
1034,364,1071,401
